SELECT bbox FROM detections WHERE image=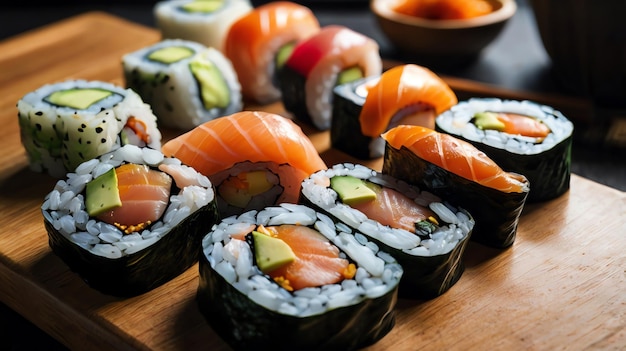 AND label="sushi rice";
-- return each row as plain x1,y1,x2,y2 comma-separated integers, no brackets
17,79,161,178
198,203,403,350
122,39,243,130
42,144,215,259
